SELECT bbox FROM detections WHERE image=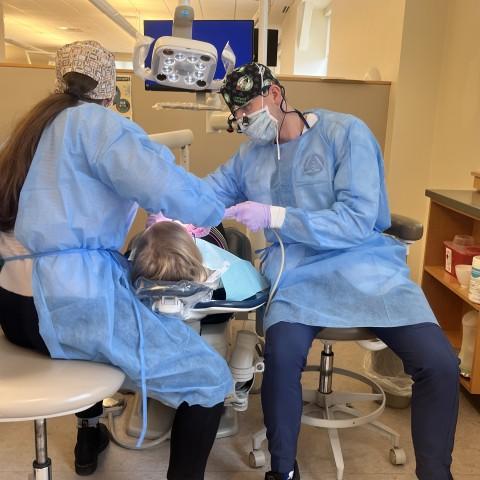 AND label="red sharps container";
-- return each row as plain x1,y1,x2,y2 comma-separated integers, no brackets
444,235,480,278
